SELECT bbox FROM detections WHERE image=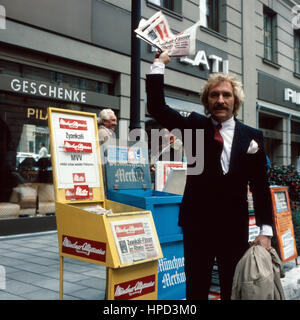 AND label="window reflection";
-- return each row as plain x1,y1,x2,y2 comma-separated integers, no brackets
0,92,111,218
